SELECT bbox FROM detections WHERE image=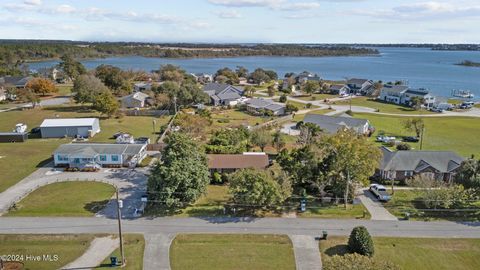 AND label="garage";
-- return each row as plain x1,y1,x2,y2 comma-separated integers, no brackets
40,118,101,138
